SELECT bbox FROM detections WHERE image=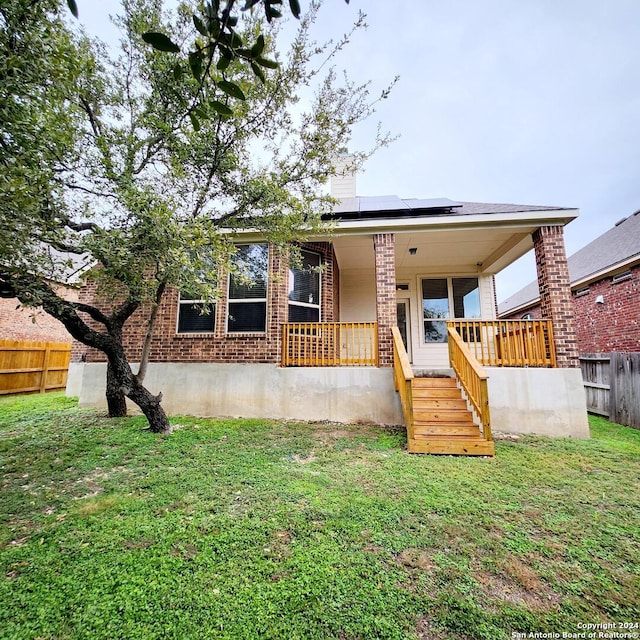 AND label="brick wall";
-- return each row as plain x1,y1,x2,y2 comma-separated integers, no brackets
74,243,337,365
532,225,579,367
504,262,640,353
373,233,397,367
0,285,77,344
